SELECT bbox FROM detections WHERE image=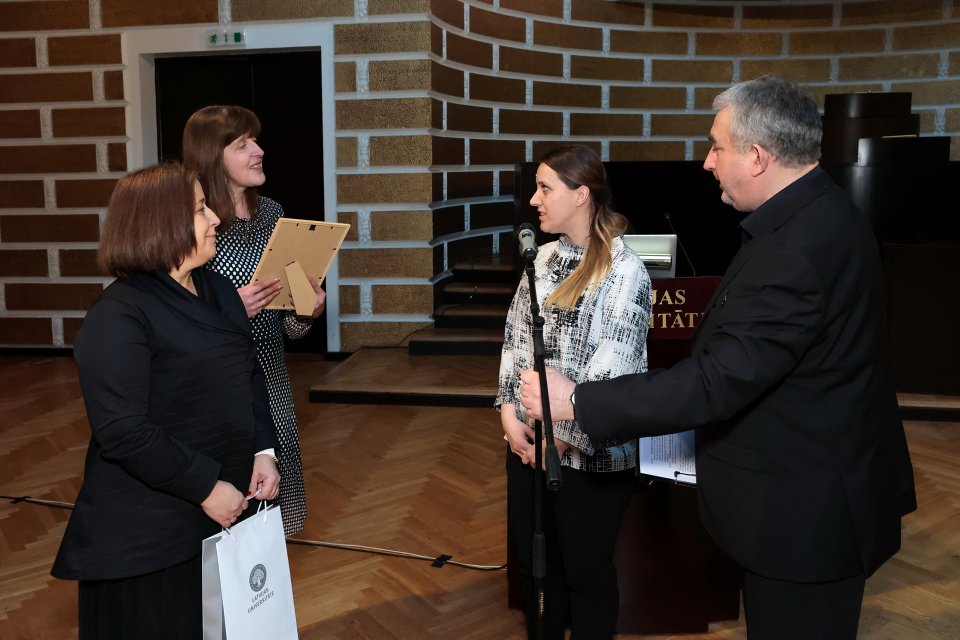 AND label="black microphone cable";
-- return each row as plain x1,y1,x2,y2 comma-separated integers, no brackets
663,211,697,277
